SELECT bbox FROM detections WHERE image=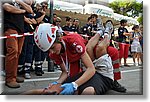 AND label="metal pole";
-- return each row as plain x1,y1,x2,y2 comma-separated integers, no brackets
49,0,53,23
48,0,54,72
48,58,54,72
